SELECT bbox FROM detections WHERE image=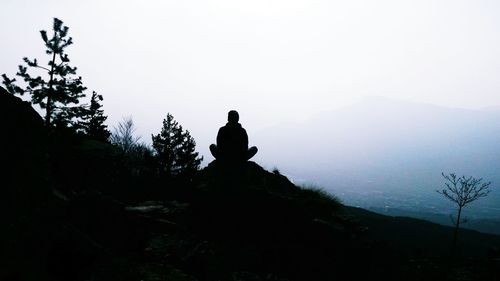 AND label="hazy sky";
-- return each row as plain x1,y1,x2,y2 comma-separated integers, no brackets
2,0,500,160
